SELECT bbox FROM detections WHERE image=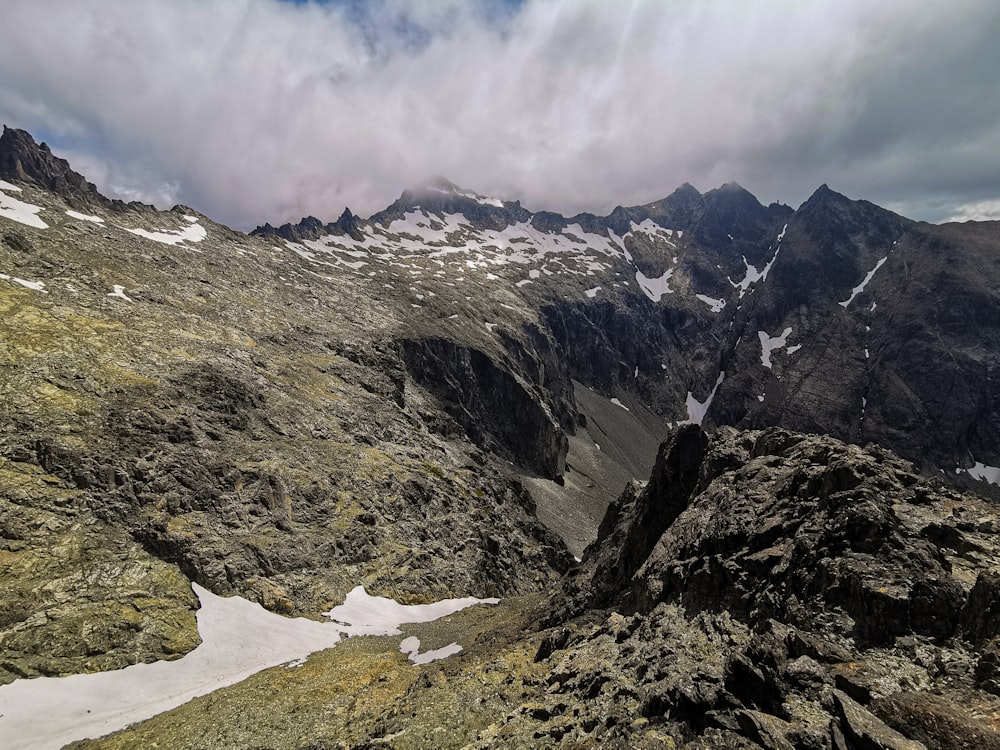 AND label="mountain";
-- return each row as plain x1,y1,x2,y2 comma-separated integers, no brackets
1,126,999,749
